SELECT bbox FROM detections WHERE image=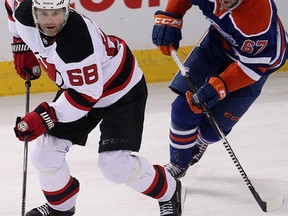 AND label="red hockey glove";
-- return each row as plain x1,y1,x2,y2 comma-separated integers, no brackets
152,11,183,55
11,37,41,80
192,76,228,108
14,102,57,141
